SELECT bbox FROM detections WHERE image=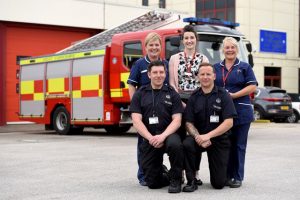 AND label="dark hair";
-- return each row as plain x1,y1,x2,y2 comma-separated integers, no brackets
147,60,166,72
199,62,215,73
182,25,198,40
